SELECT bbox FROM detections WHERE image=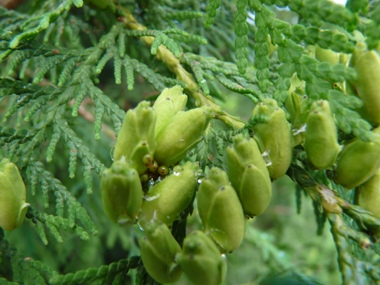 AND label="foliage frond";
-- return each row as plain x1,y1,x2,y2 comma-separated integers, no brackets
49,257,140,285
26,207,89,244
0,125,37,145
2,1,380,284
27,161,98,236
0,229,58,284
204,0,221,28
287,164,380,283
56,119,106,192
7,0,84,49
234,0,249,74
123,28,188,59
363,4,380,49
